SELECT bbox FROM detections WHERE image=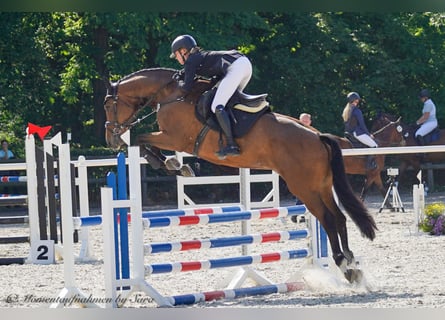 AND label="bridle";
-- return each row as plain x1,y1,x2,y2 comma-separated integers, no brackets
104,78,185,137
371,116,405,146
